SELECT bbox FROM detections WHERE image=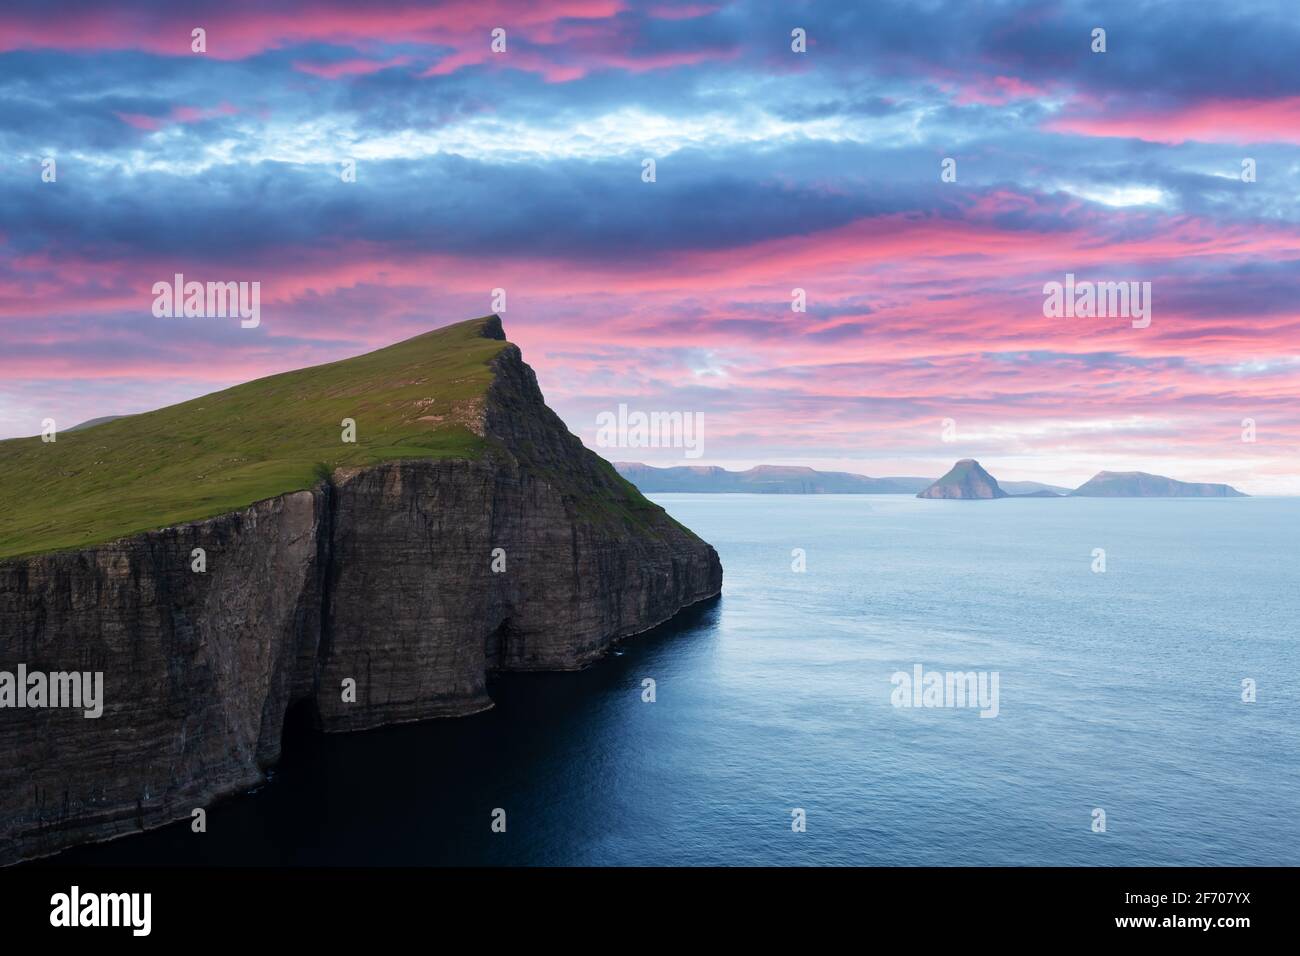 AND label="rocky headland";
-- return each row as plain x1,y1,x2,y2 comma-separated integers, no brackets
0,316,722,864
